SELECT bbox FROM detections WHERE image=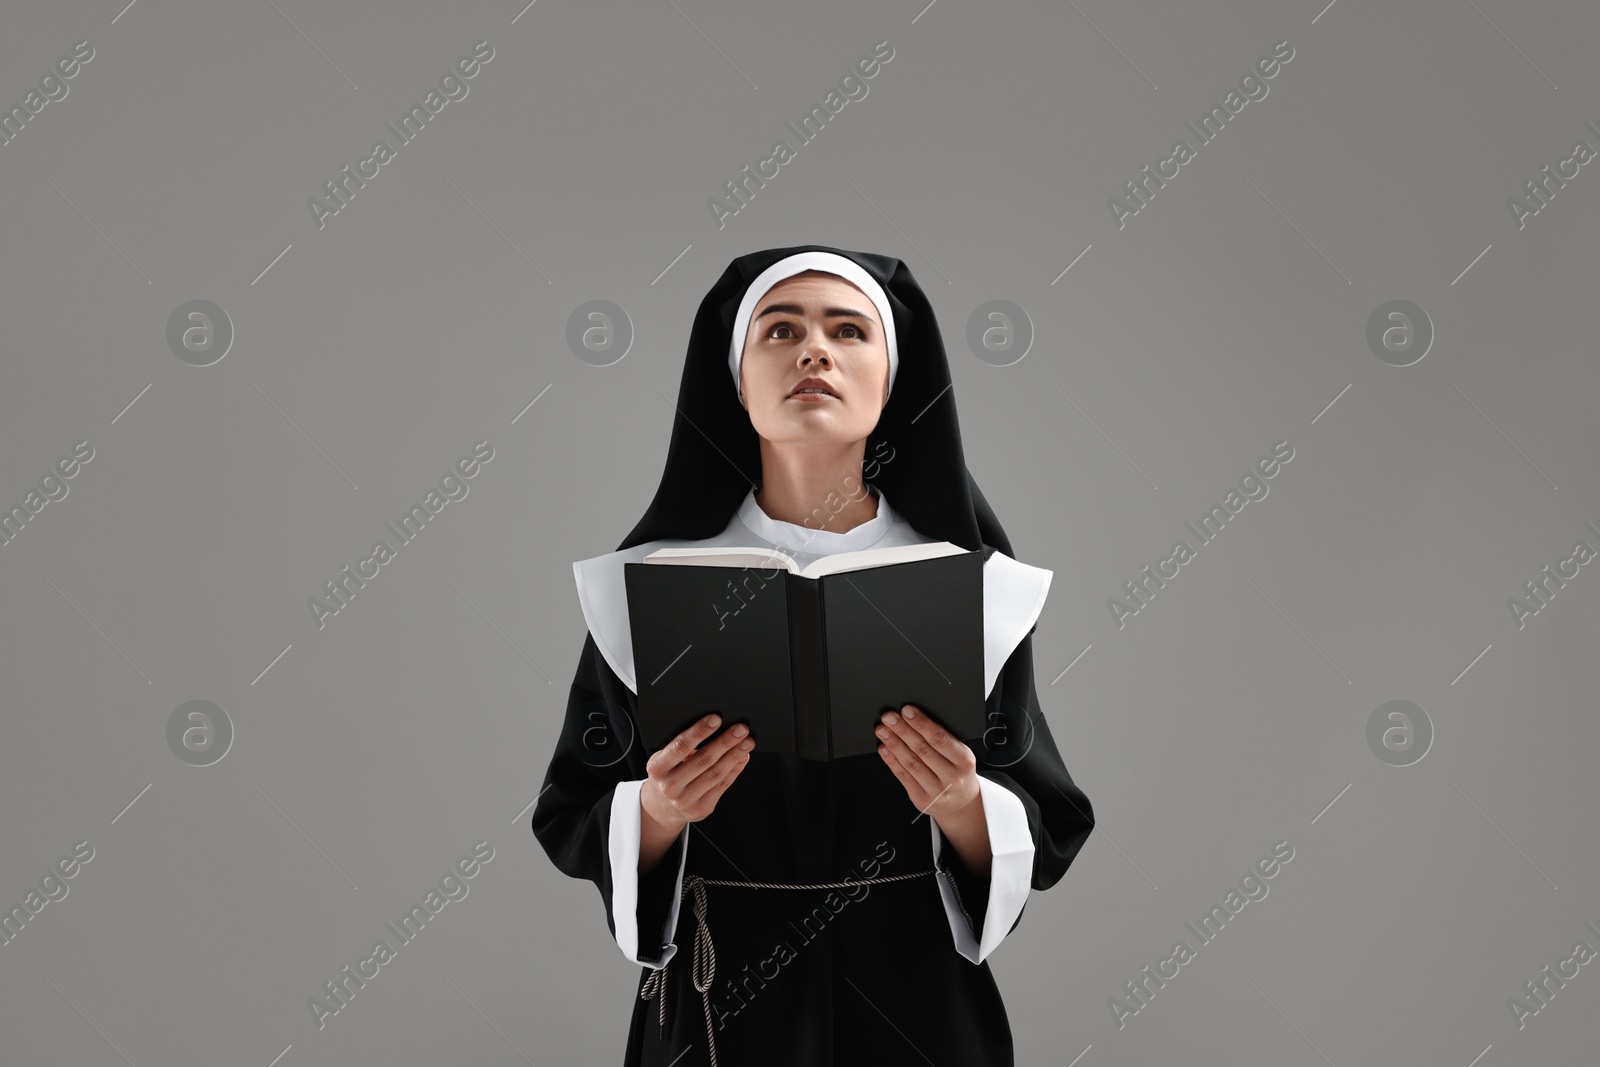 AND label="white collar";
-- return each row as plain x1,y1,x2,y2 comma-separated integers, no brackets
734,485,897,556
